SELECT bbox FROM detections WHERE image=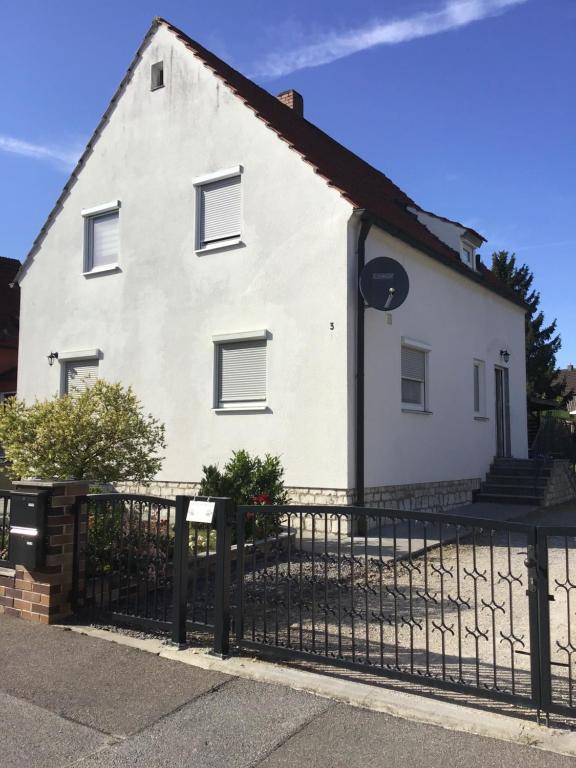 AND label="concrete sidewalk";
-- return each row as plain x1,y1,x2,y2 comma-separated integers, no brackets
0,614,574,768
